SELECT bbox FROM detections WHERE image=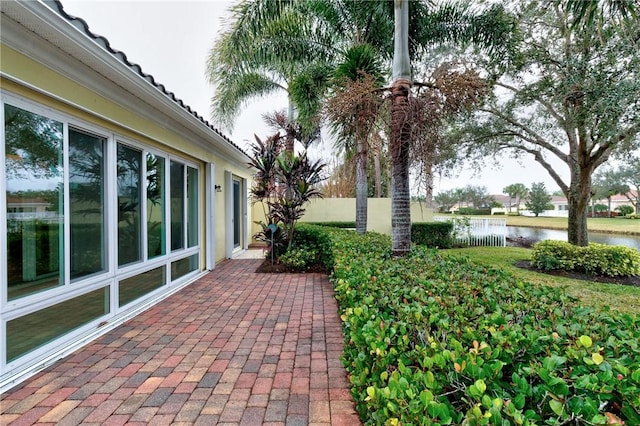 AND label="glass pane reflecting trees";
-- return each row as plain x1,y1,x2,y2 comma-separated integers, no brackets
187,167,198,247
70,128,106,279
170,161,184,251
5,104,64,299
147,153,165,258
117,144,142,266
